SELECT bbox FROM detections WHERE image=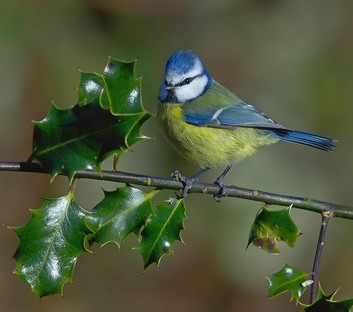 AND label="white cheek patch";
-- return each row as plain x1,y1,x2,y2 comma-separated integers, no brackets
174,75,208,102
